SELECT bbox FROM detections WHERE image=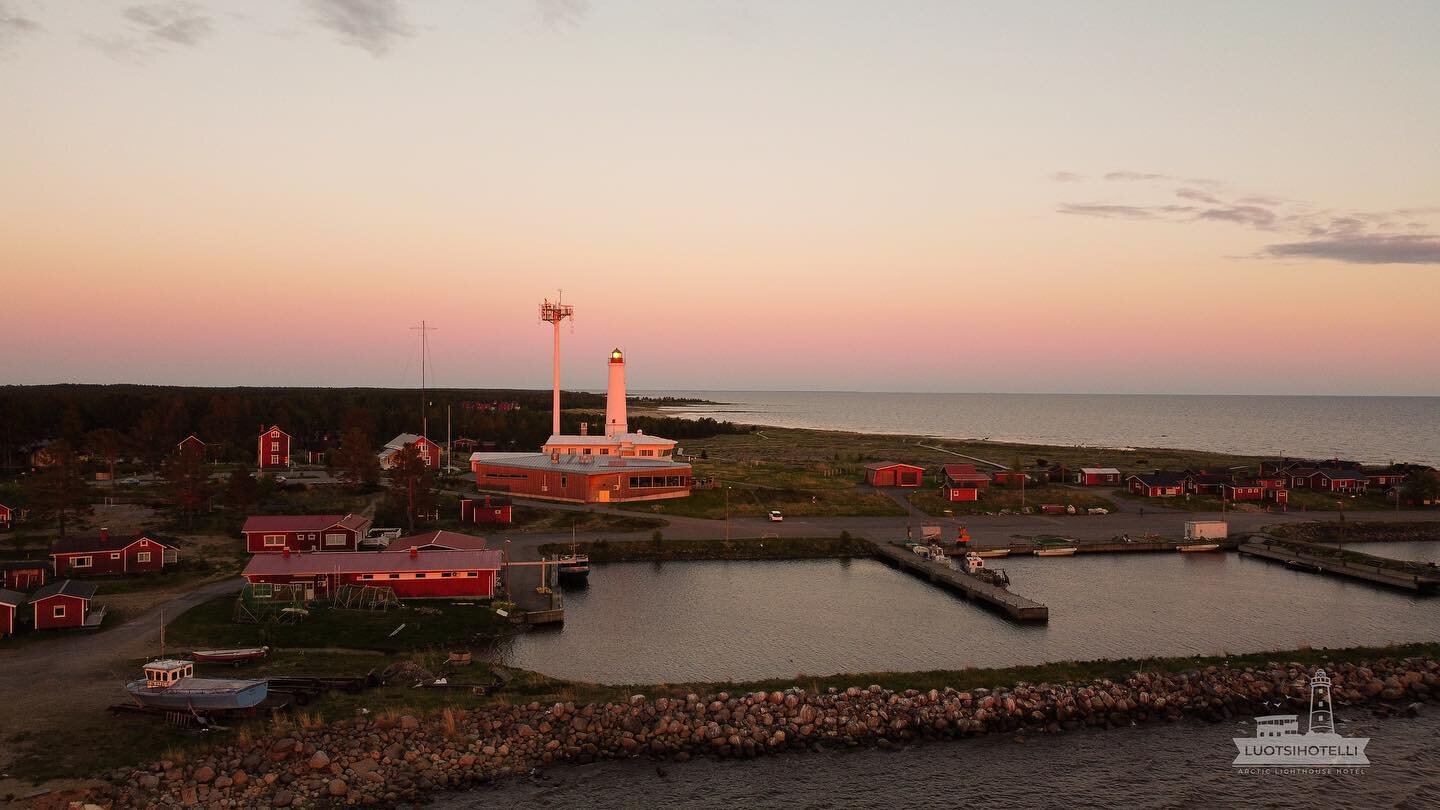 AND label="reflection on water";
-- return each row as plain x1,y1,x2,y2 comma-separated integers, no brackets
438,712,1440,809
1335,541,1440,565
495,555,1440,684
